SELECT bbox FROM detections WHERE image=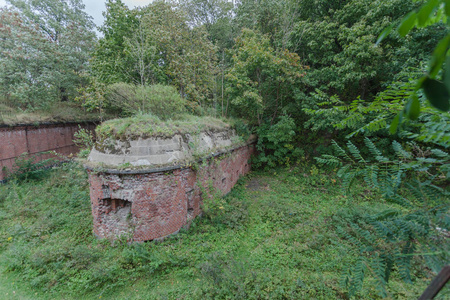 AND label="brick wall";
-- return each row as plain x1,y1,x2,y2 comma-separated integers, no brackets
87,143,255,242
0,122,97,181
